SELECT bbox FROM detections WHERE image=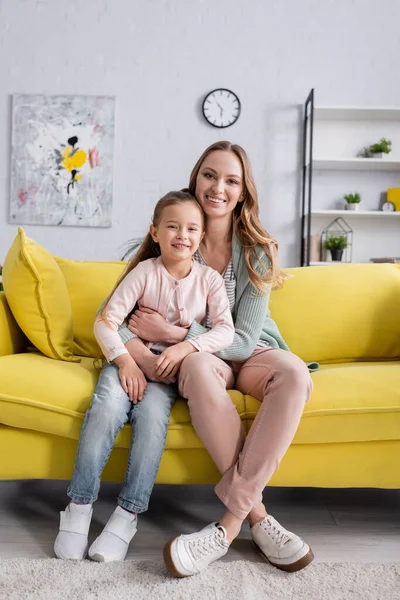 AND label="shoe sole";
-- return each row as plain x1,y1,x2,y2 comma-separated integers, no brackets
163,539,189,578
253,540,314,572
